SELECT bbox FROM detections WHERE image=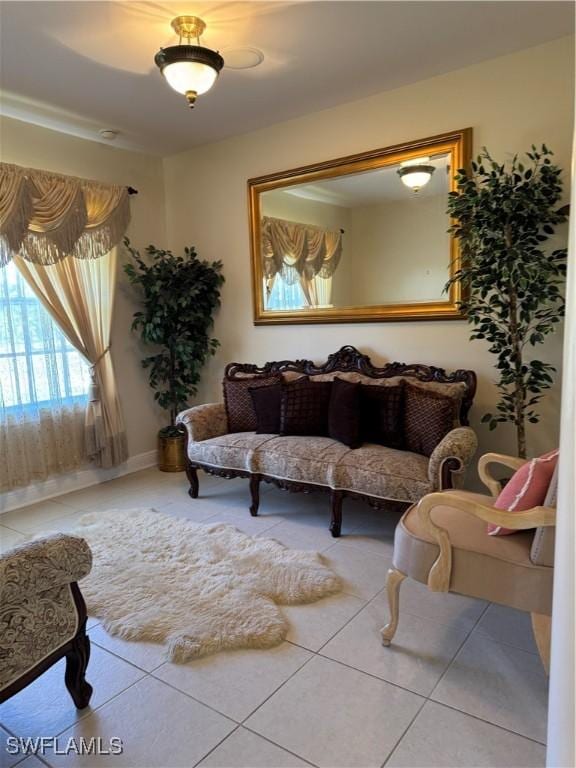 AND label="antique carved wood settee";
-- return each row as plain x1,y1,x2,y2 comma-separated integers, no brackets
177,346,478,537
